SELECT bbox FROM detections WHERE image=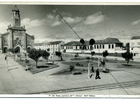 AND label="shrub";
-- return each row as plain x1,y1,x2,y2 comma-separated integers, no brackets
69,65,75,72
122,52,133,65
55,51,63,61
76,63,83,66
86,57,90,60
73,72,82,75
28,48,42,67
74,53,79,59
91,51,95,56
102,50,109,57
41,50,50,62
25,59,29,63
